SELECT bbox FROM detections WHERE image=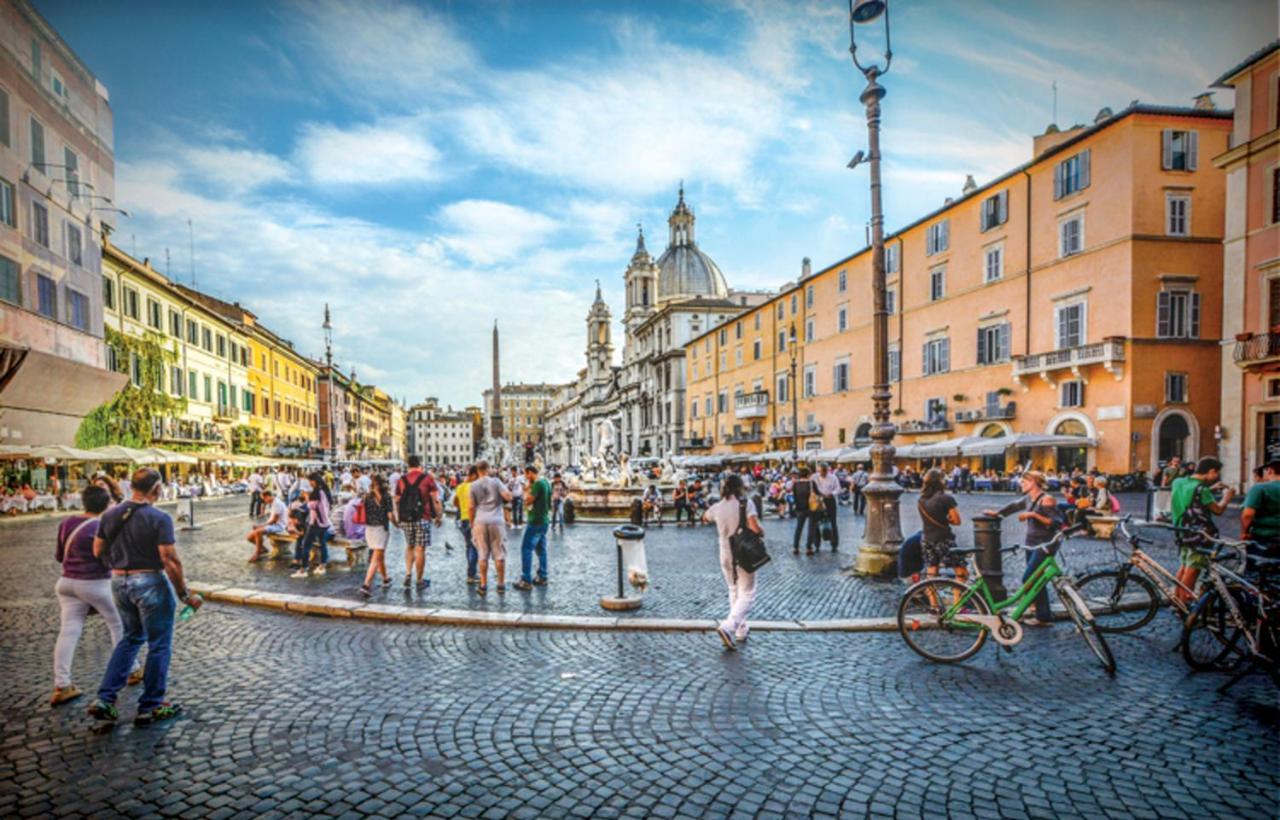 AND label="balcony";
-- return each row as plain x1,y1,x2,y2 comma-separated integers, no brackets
734,390,770,419
898,418,953,435
682,436,714,450
1012,338,1125,387
1233,332,1280,370
771,420,824,439
153,417,225,445
213,405,237,423
954,402,1017,423
725,430,763,444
